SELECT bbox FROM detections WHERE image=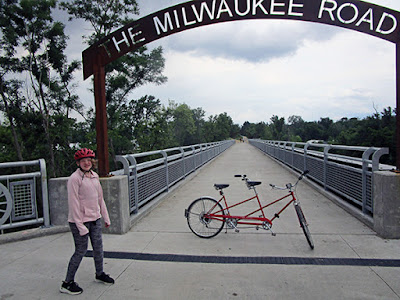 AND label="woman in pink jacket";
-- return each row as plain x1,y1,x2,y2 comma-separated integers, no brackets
60,148,114,295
